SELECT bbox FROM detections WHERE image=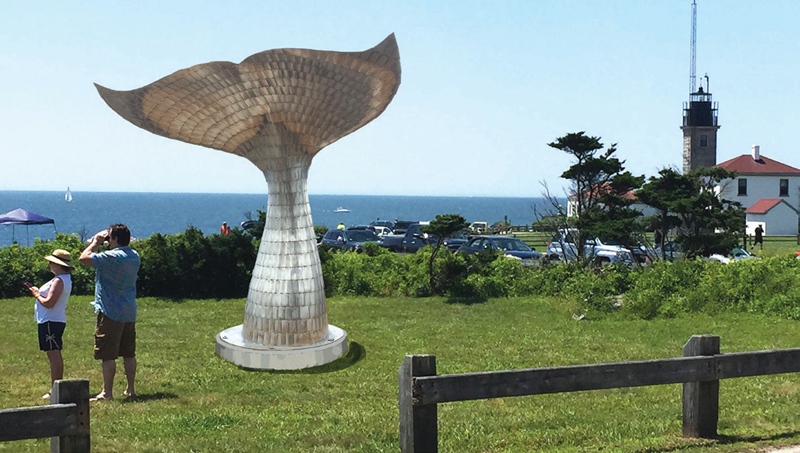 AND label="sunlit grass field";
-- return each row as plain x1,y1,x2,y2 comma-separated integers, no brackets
2,295,800,452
